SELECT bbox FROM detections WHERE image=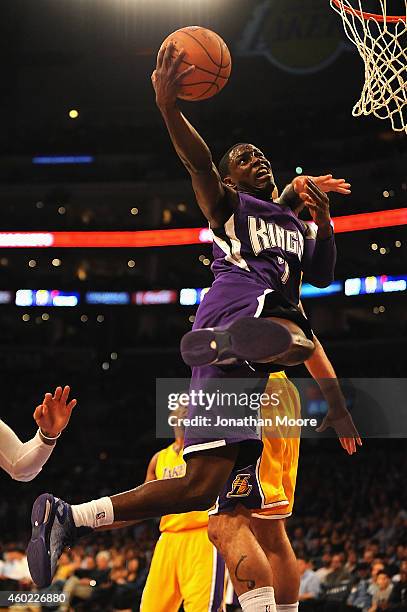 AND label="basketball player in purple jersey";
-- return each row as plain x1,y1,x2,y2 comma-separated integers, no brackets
27,45,359,611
